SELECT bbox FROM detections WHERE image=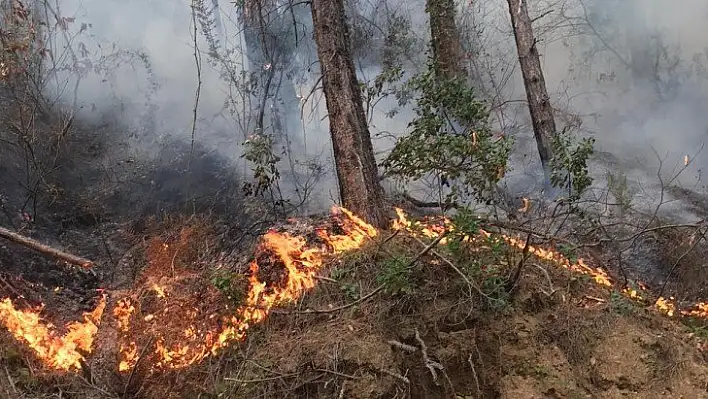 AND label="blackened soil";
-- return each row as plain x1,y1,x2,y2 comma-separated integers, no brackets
0,239,102,319
253,251,289,294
